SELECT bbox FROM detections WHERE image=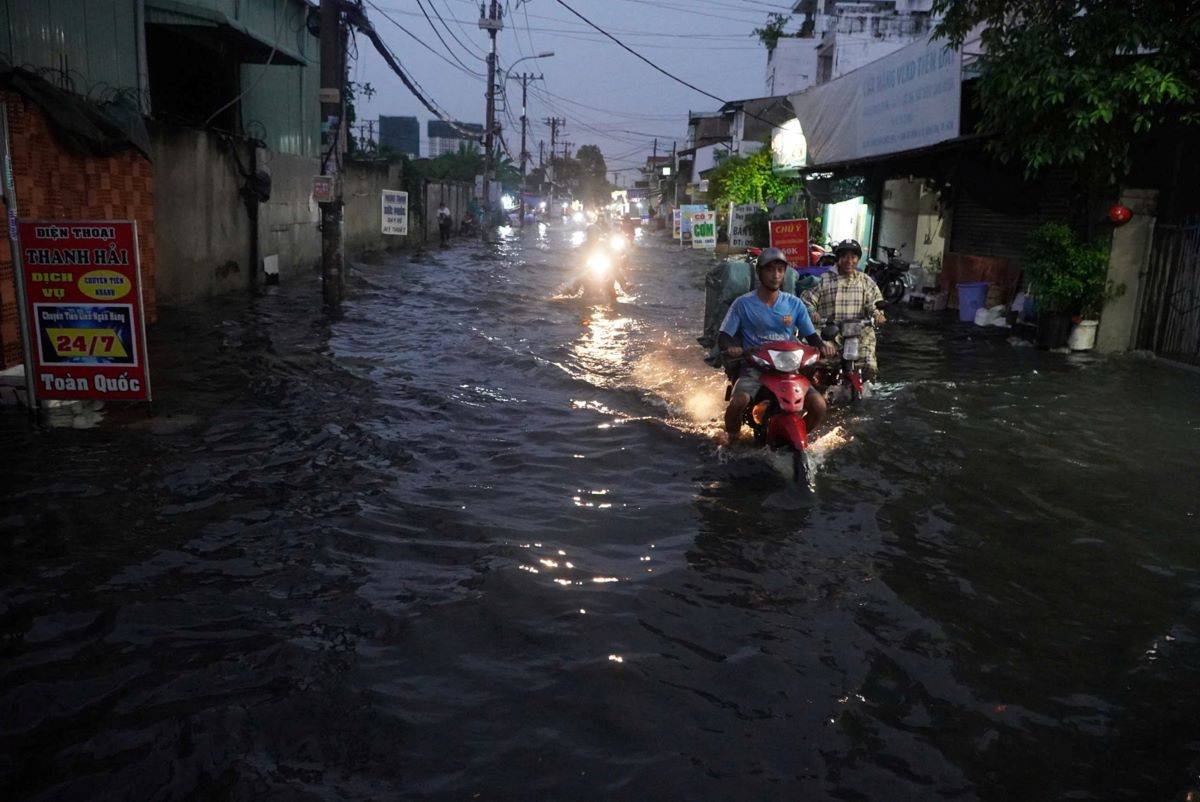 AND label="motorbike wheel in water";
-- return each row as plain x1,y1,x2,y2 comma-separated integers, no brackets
881,276,906,304
792,448,812,484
